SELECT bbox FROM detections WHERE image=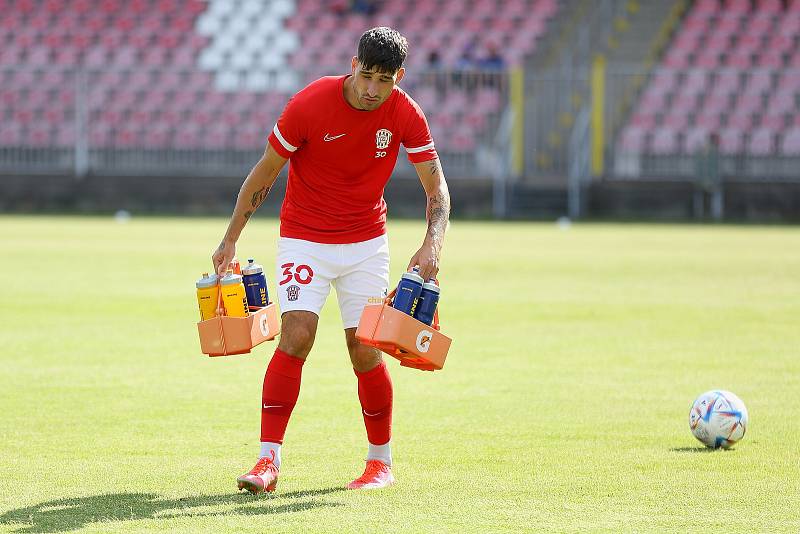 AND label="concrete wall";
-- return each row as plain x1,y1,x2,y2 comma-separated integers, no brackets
2,174,799,222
